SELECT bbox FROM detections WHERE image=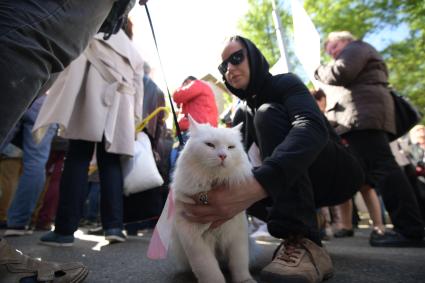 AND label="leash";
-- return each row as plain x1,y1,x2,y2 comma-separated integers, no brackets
144,4,185,147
